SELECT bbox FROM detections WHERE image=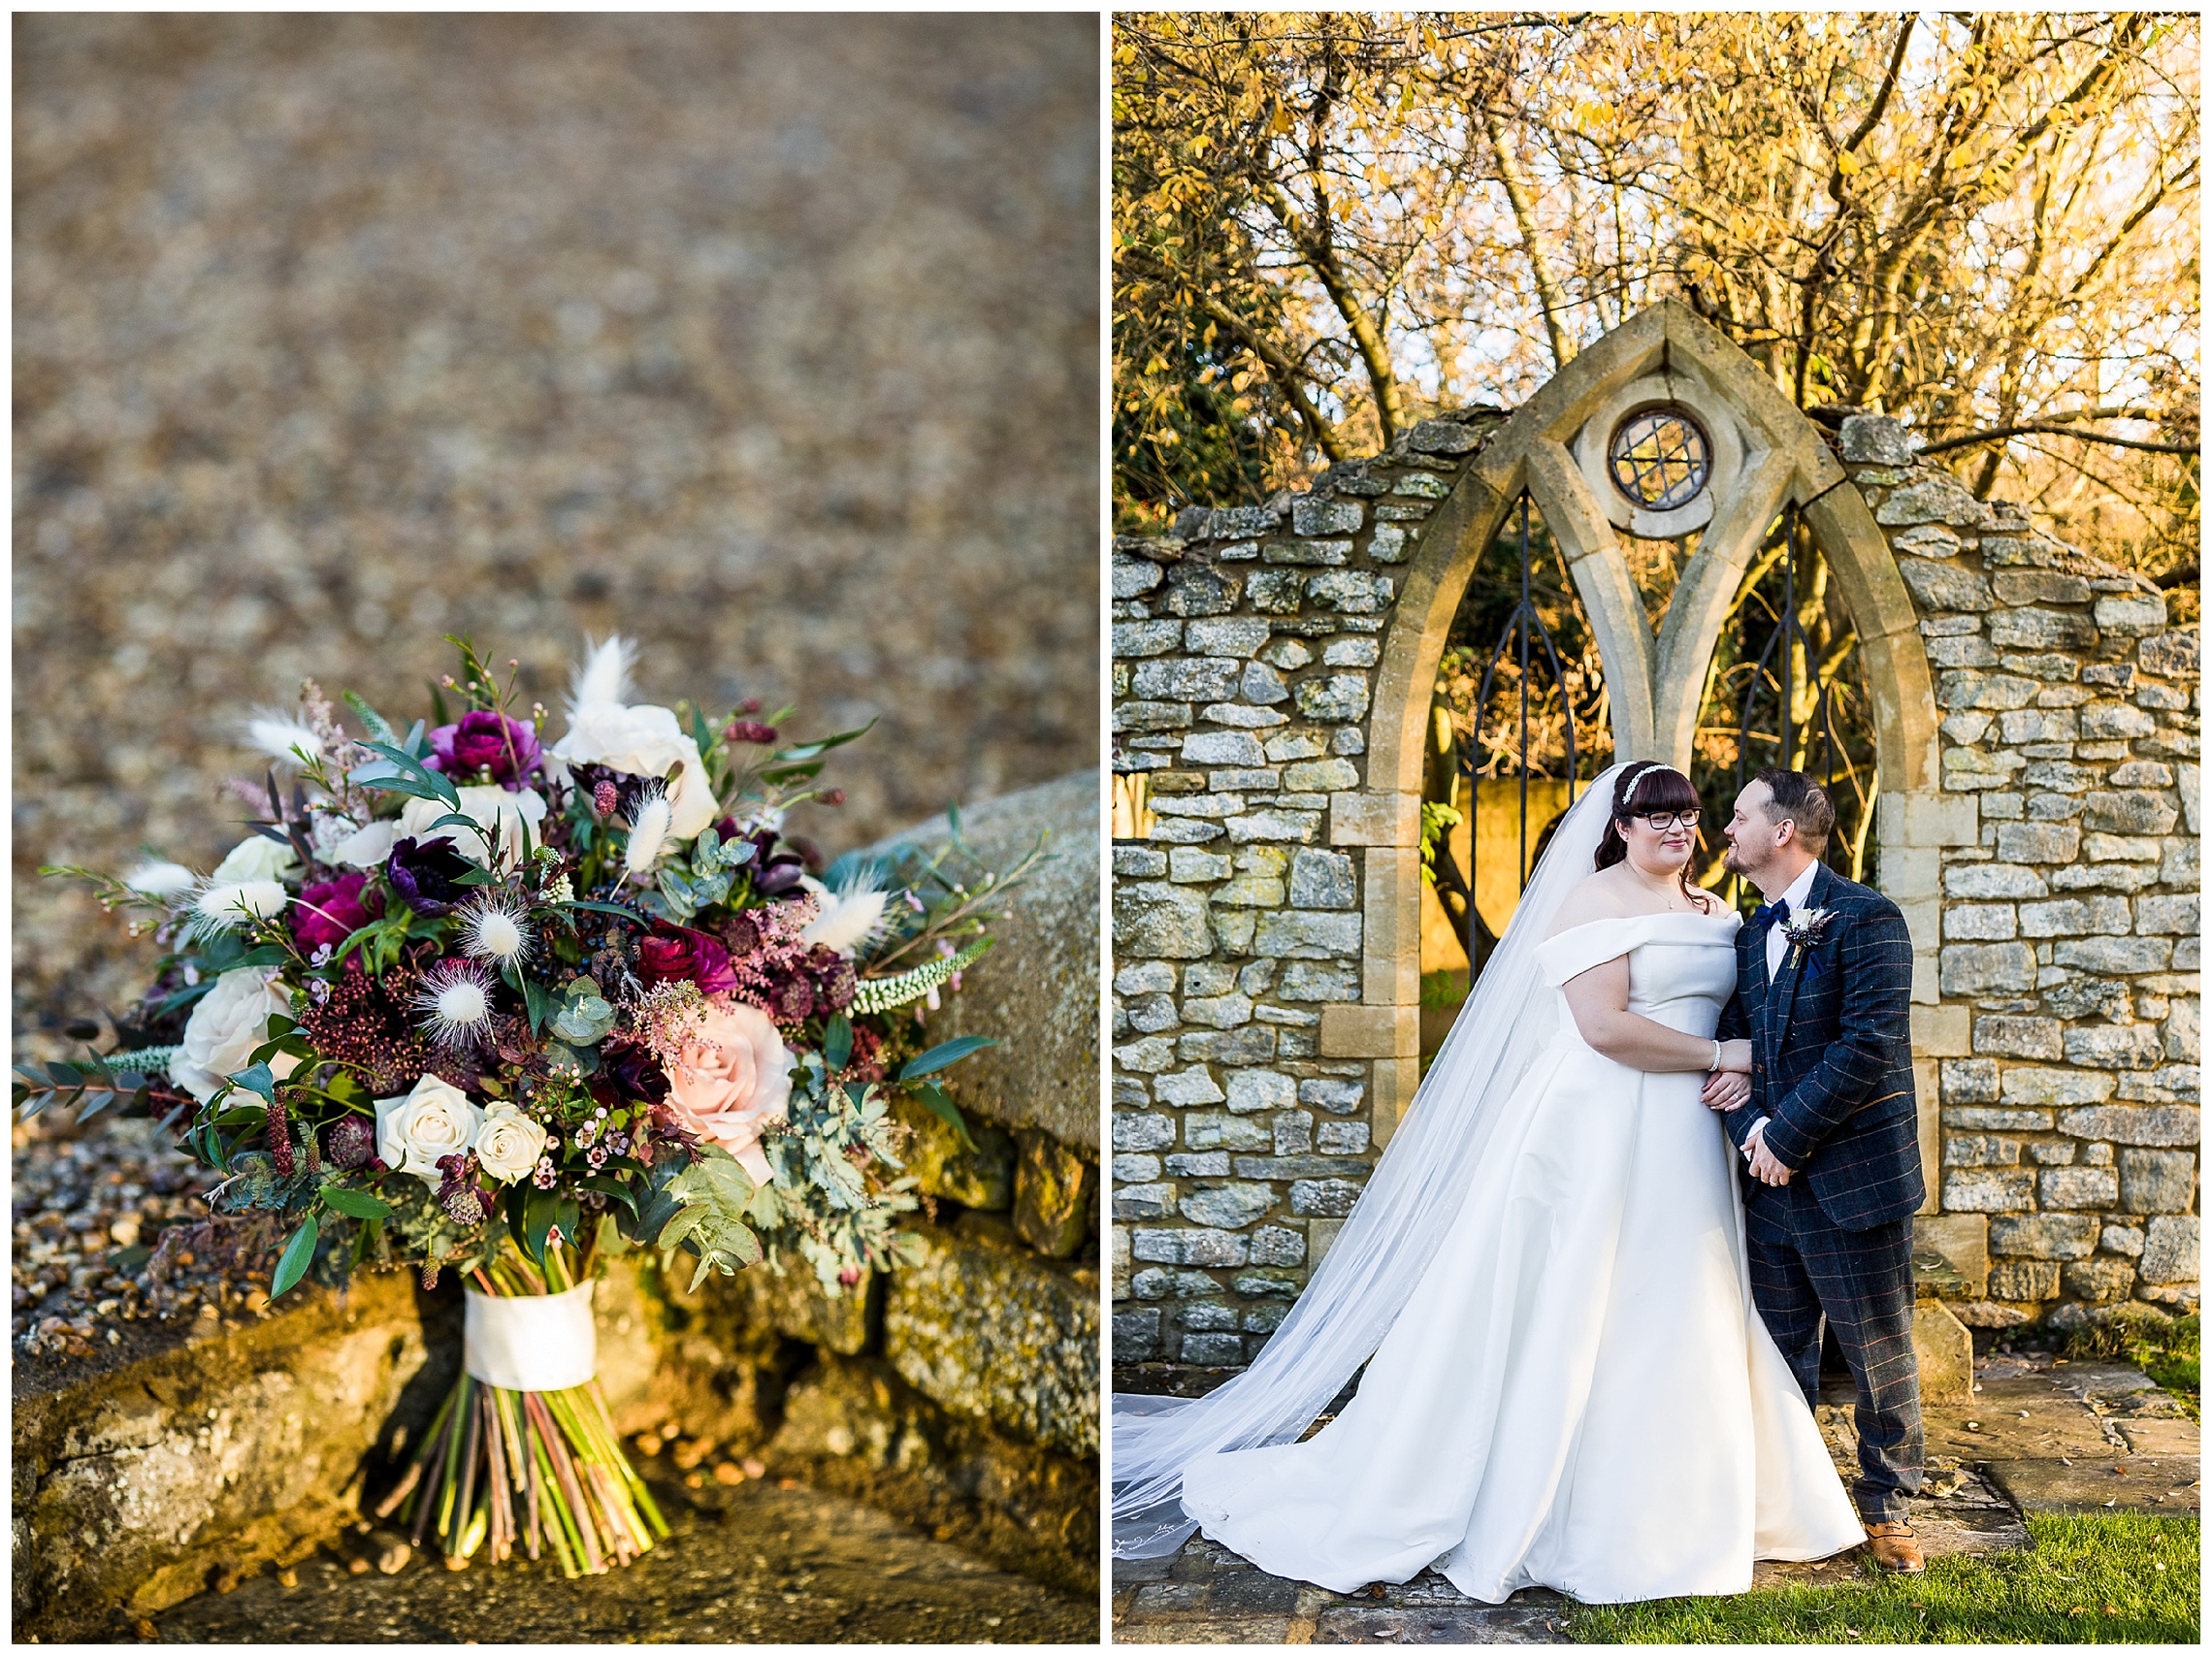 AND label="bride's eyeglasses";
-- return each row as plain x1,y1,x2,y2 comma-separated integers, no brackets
1635,809,1701,831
